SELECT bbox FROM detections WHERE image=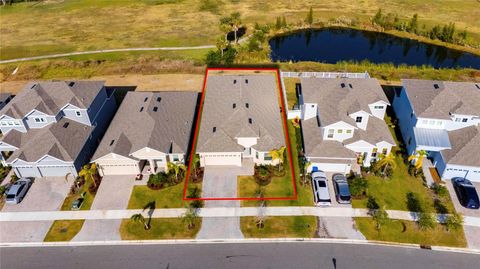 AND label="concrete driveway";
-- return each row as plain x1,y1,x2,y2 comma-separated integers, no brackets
325,172,352,208
0,176,72,243
317,217,366,240
73,175,137,241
